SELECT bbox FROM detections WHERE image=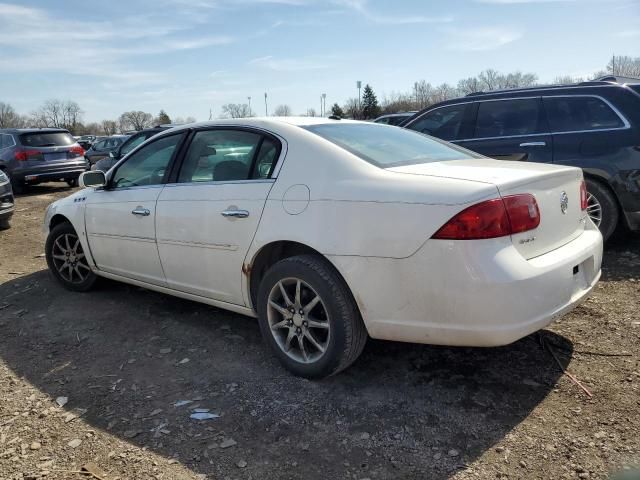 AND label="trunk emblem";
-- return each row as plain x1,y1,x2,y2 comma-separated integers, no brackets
560,191,569,214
